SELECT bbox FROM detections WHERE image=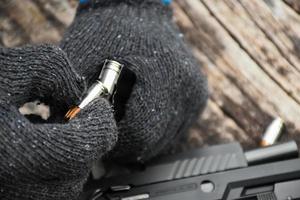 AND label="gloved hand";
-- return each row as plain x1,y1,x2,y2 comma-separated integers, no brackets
61,0,208,163
0,45,118,200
